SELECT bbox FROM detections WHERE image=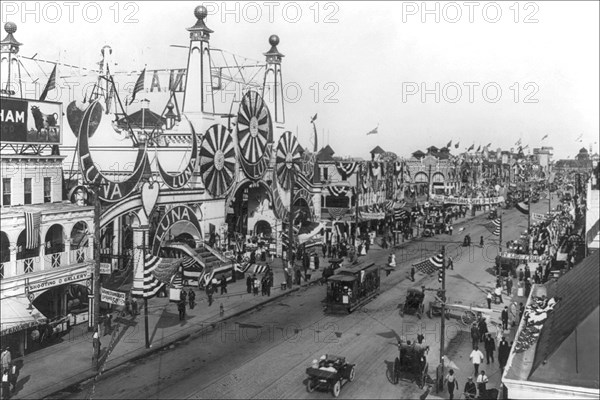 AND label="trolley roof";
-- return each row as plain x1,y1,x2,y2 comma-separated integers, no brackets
335,261,377,276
